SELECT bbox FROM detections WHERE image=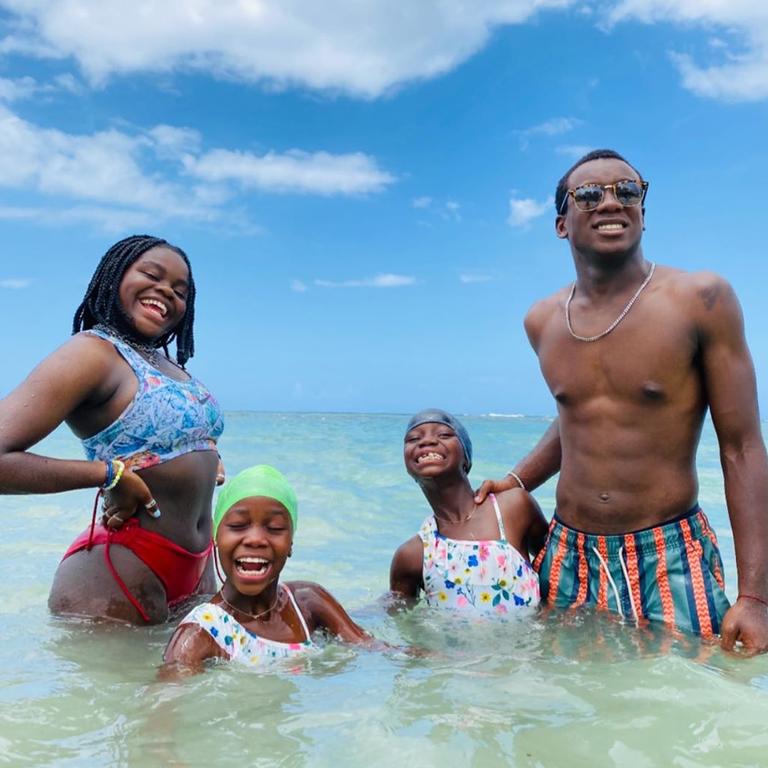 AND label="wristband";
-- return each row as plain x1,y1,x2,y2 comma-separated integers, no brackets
738,593,768,608
102,460,114,489
103,459,125,491
506,470,526,491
